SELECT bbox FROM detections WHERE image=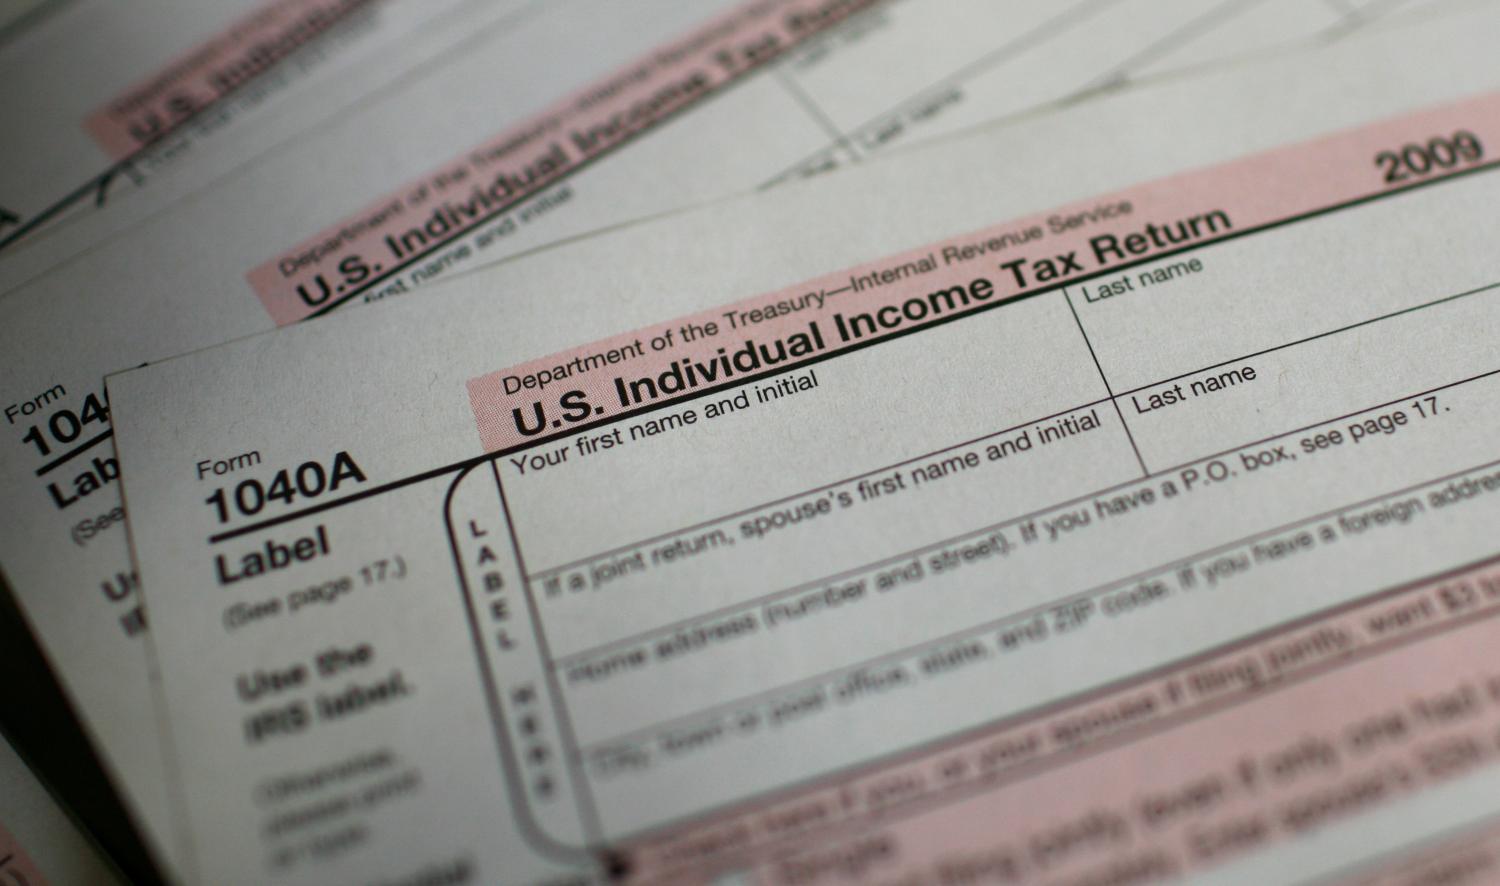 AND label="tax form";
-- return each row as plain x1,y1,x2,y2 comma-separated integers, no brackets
0,0,531,252
109,10,1500,882
0,1,1453,874
0,0,1457,295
